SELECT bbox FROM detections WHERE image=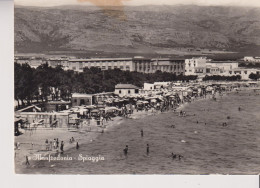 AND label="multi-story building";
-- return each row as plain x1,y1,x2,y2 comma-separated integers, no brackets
244,56,260,63
150,58,185,75
185,57,207,76
67,57,185,75
47,57,70,68
226,68,260,80
67,58,134,72
205,60,259,80
14,56,45,68
206,61,239,75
